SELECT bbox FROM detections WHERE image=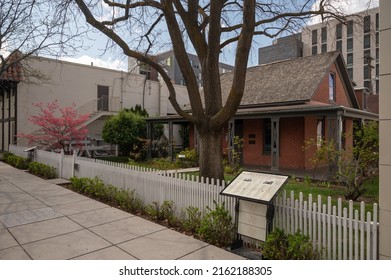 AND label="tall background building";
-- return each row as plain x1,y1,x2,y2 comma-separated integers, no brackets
259,7,380,94
129,50,234,87
301,7,379,94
